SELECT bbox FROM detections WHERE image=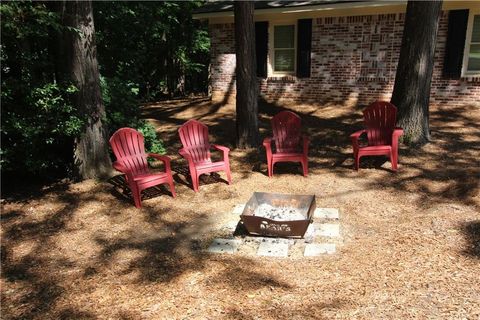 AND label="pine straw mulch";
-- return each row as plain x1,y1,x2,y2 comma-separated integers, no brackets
1,98,479,319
